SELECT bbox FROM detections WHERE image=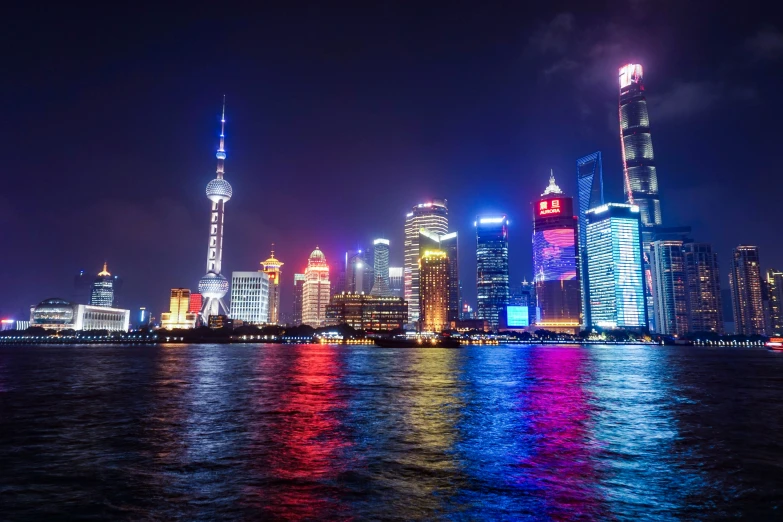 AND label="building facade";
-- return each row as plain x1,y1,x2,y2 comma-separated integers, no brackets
532,173,581,331
389,267,404,298
326,293,408,331
767,269,783,336
302,247,331,327
260,249,283,324
585,203,647,330
419,249,450,332
650,240,689,336
31,298,130,332
370,238,392,296
230,271,270,324
420,230,460,322
292,273,305,326
404,200,449,323
729,245,766,336
475,215,509,329
577,152,604,327
161,288,199,329
89,262,115,308
345,249,371,294
683,243,723,334
198,99,232,320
